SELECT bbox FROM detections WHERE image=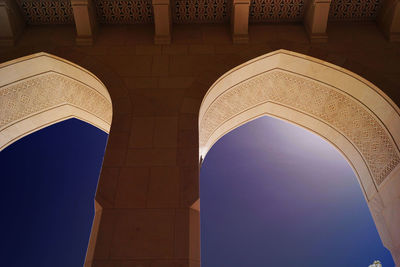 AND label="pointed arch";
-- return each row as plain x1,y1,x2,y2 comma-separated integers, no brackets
198,50,400,264
0,52,113,267
0,52,113,151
